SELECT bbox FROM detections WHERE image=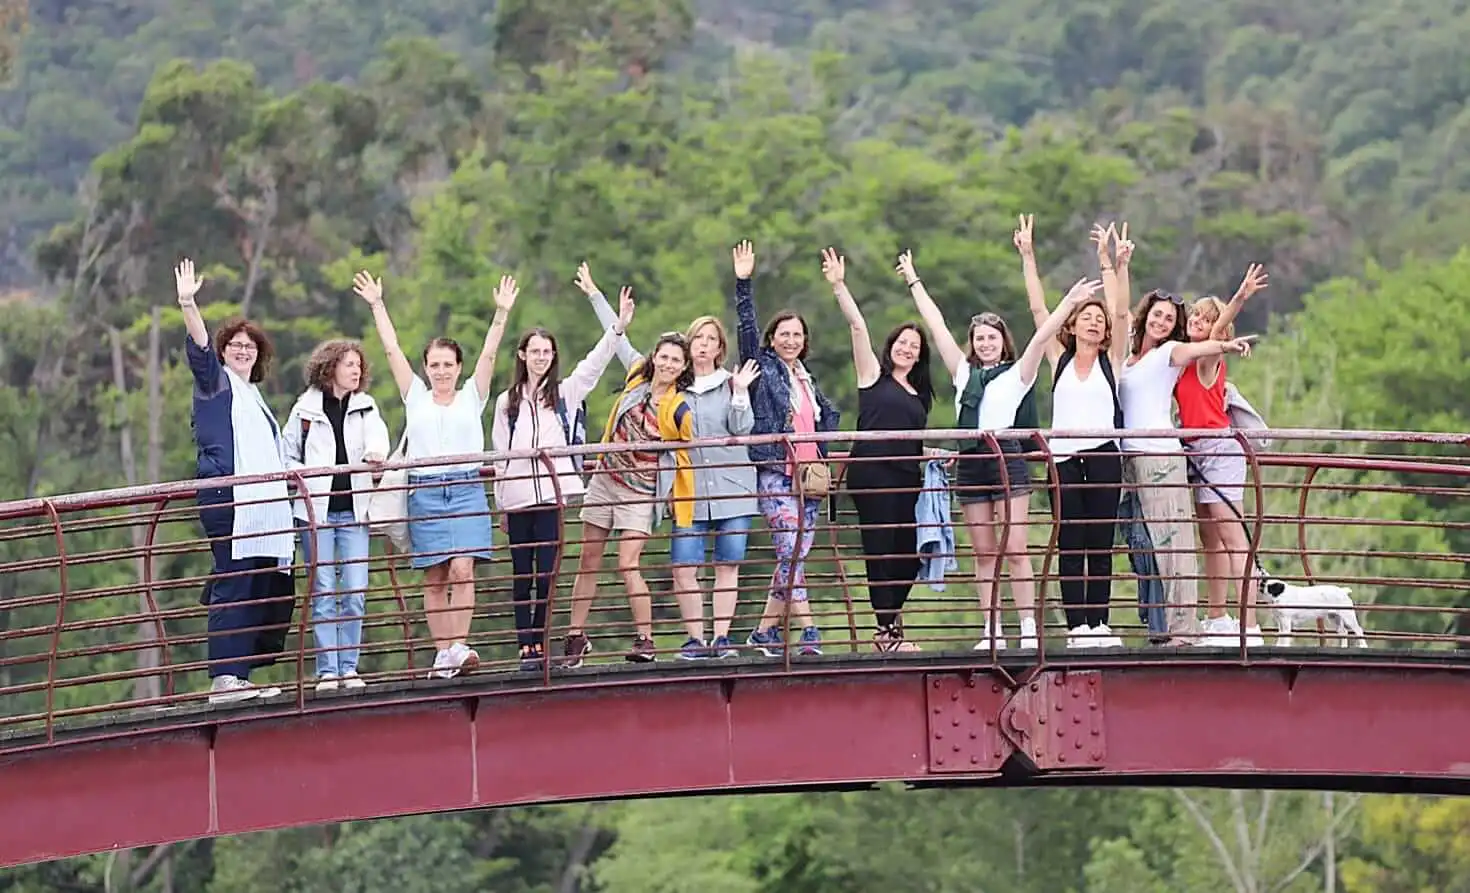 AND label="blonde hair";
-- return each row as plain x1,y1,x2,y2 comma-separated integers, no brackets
1190,296,1233,339
684,315,729,367
1056,298,1113,352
